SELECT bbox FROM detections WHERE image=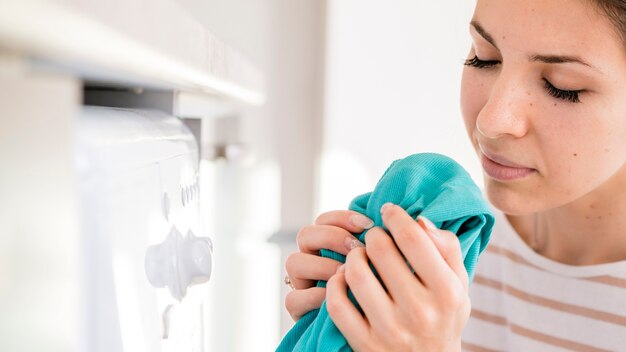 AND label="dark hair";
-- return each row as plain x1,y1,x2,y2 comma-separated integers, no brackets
592,0,626,45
